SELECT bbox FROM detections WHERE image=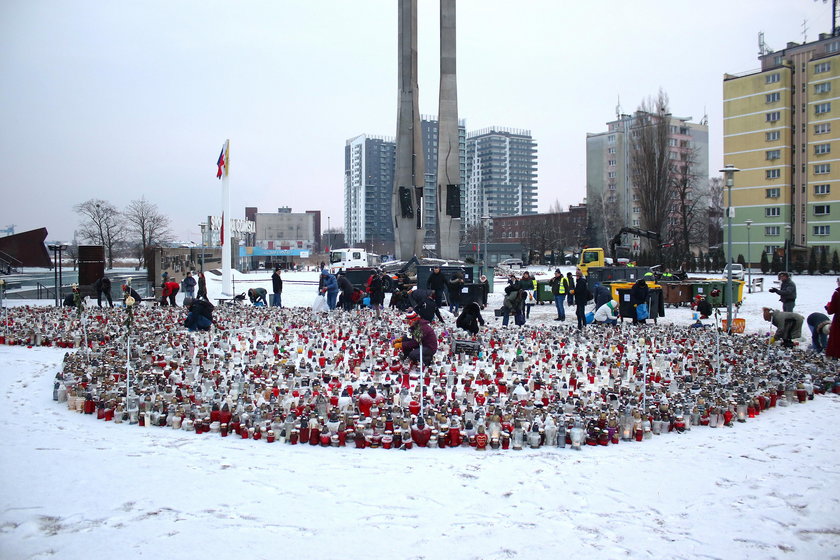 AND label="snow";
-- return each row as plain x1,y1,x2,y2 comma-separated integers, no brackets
1,268,840,559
